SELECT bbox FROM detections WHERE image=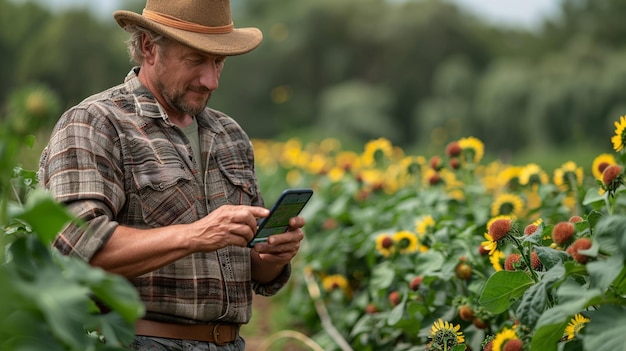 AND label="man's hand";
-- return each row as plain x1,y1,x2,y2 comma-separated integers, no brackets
250,216,305,283
189,205,270,251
